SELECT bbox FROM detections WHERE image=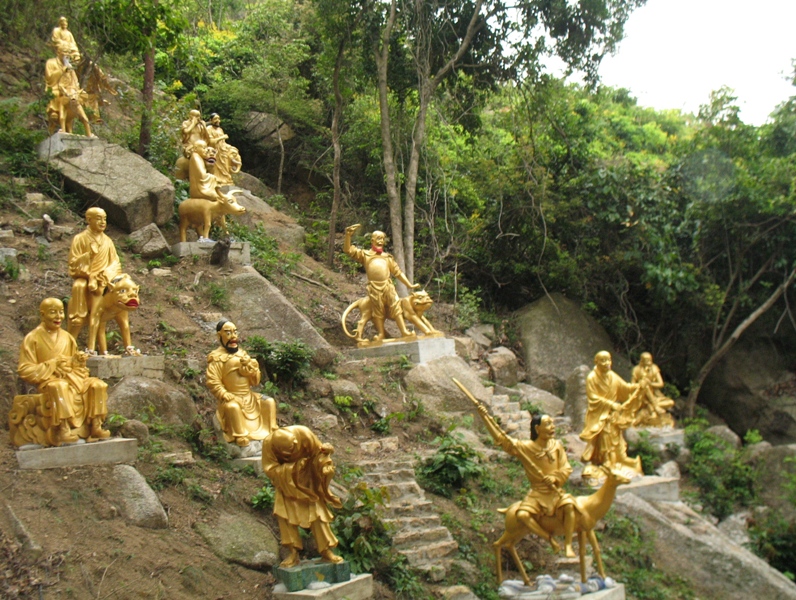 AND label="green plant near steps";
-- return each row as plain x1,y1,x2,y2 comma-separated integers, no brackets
251,479,276,511
416,430,485,498
227,222,301,278
683,418,758,520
